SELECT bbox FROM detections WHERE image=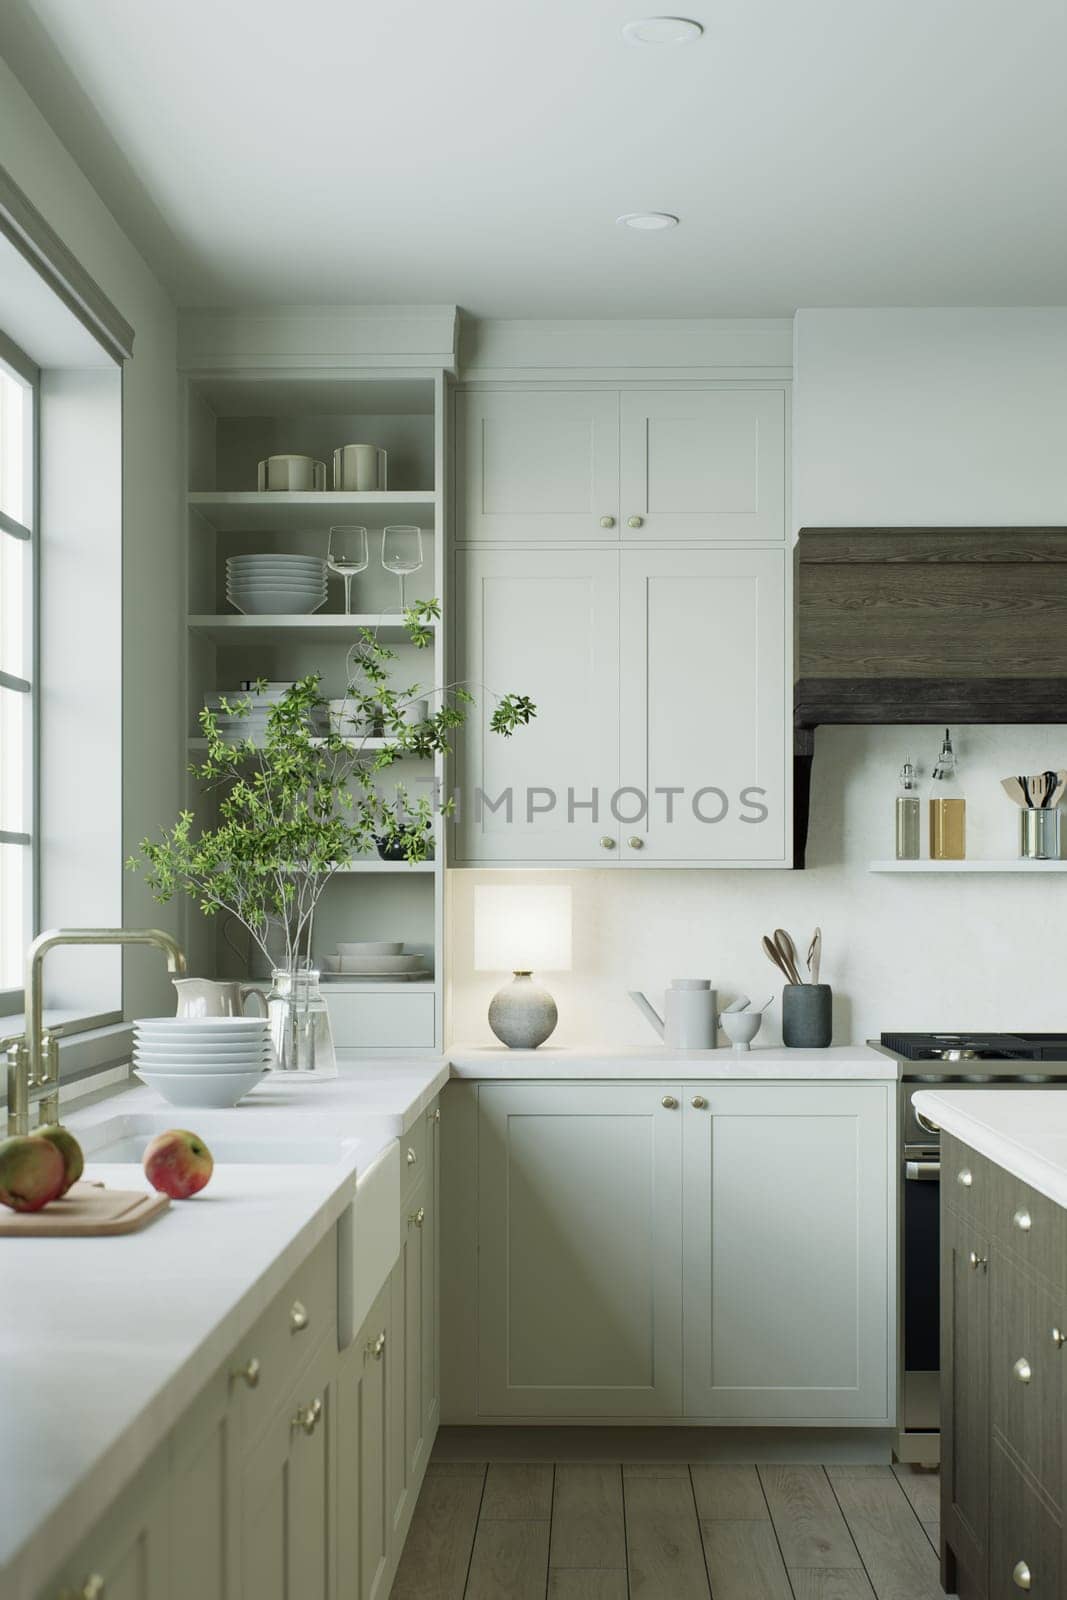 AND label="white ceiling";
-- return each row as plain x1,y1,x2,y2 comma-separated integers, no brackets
5,0,1067,316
